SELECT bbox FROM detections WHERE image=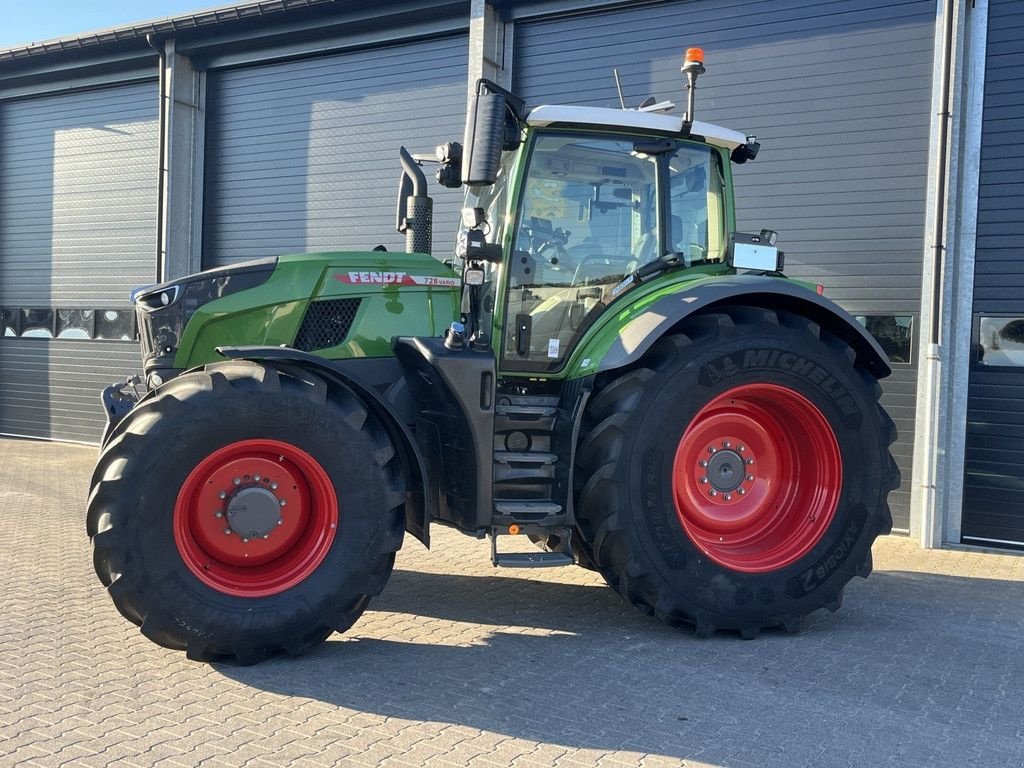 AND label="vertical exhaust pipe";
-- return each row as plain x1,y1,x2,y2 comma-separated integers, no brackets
397,146,433,254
